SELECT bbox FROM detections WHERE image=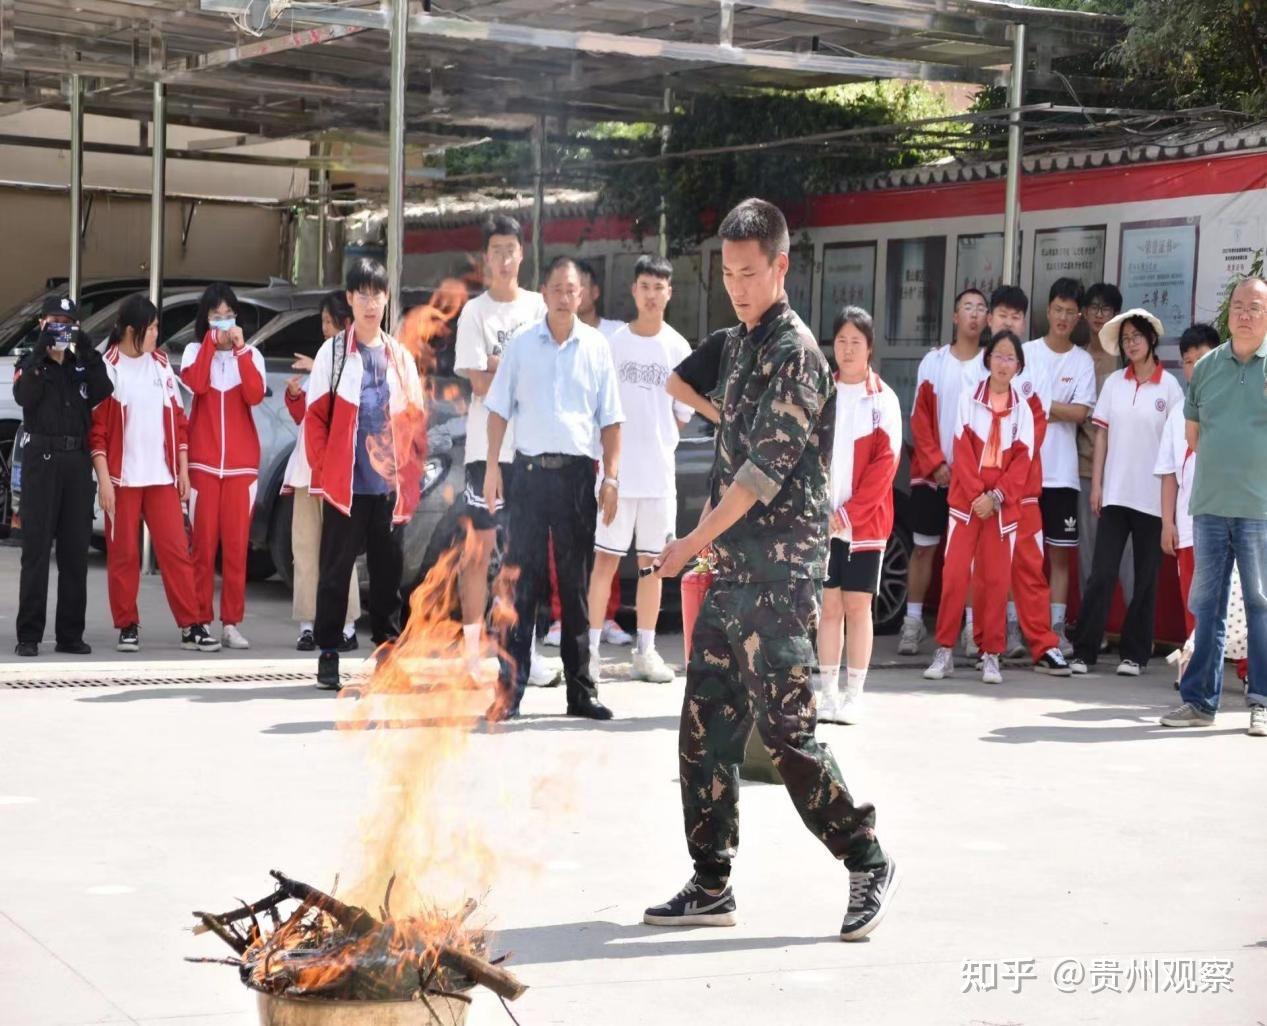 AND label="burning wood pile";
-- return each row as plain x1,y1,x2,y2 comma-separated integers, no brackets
190,870,525,1011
